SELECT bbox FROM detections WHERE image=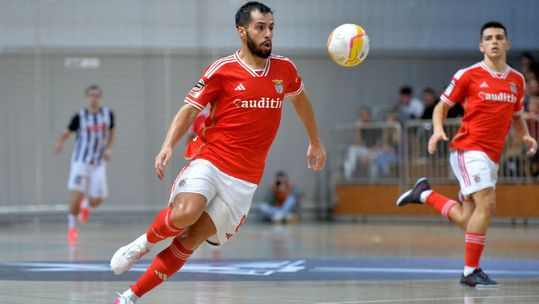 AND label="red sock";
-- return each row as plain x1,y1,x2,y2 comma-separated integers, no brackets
146,207,184,244
425,191,458,220
465,233,486,268
131,238,192,297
